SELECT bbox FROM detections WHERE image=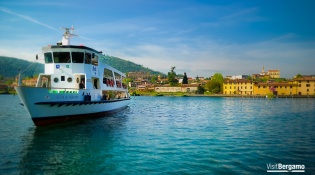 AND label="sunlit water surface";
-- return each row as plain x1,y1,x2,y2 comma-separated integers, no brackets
0,95,314,174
